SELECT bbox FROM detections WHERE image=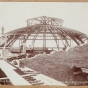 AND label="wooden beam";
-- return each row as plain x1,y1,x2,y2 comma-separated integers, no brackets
58,27,80,45
54,27,70,47
0,60,31,85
